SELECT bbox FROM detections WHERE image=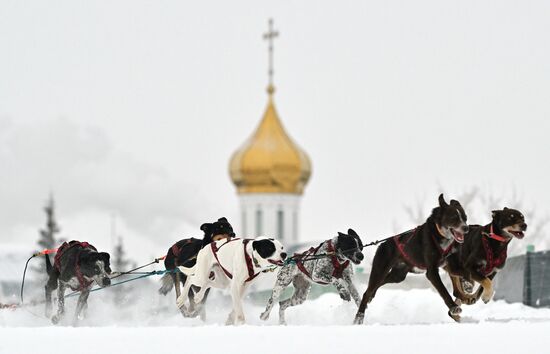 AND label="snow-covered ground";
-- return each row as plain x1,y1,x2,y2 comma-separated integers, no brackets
1,287,550,354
